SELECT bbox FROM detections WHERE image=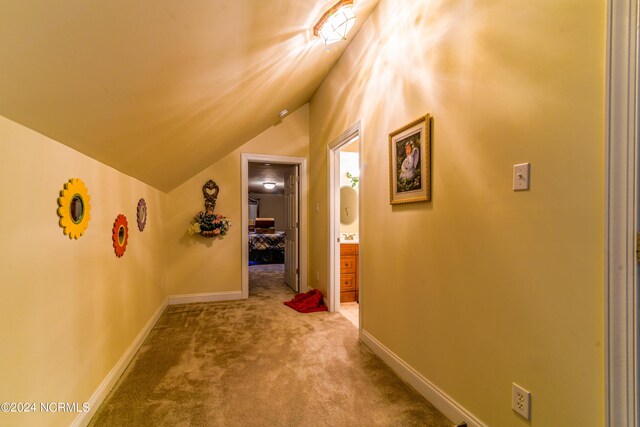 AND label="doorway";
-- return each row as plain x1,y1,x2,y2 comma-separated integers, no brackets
328,121,362,329
241,154,308,299
606,1,639,424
